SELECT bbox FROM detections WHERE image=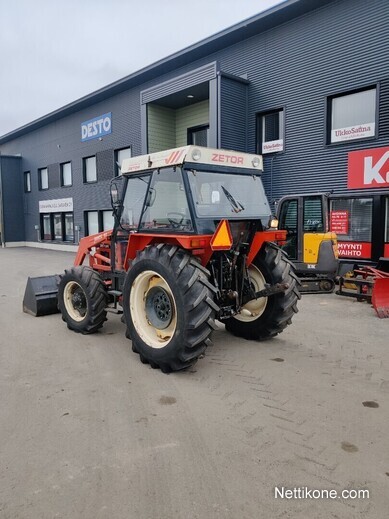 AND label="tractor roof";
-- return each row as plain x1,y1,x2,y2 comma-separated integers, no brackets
120,146,263,175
